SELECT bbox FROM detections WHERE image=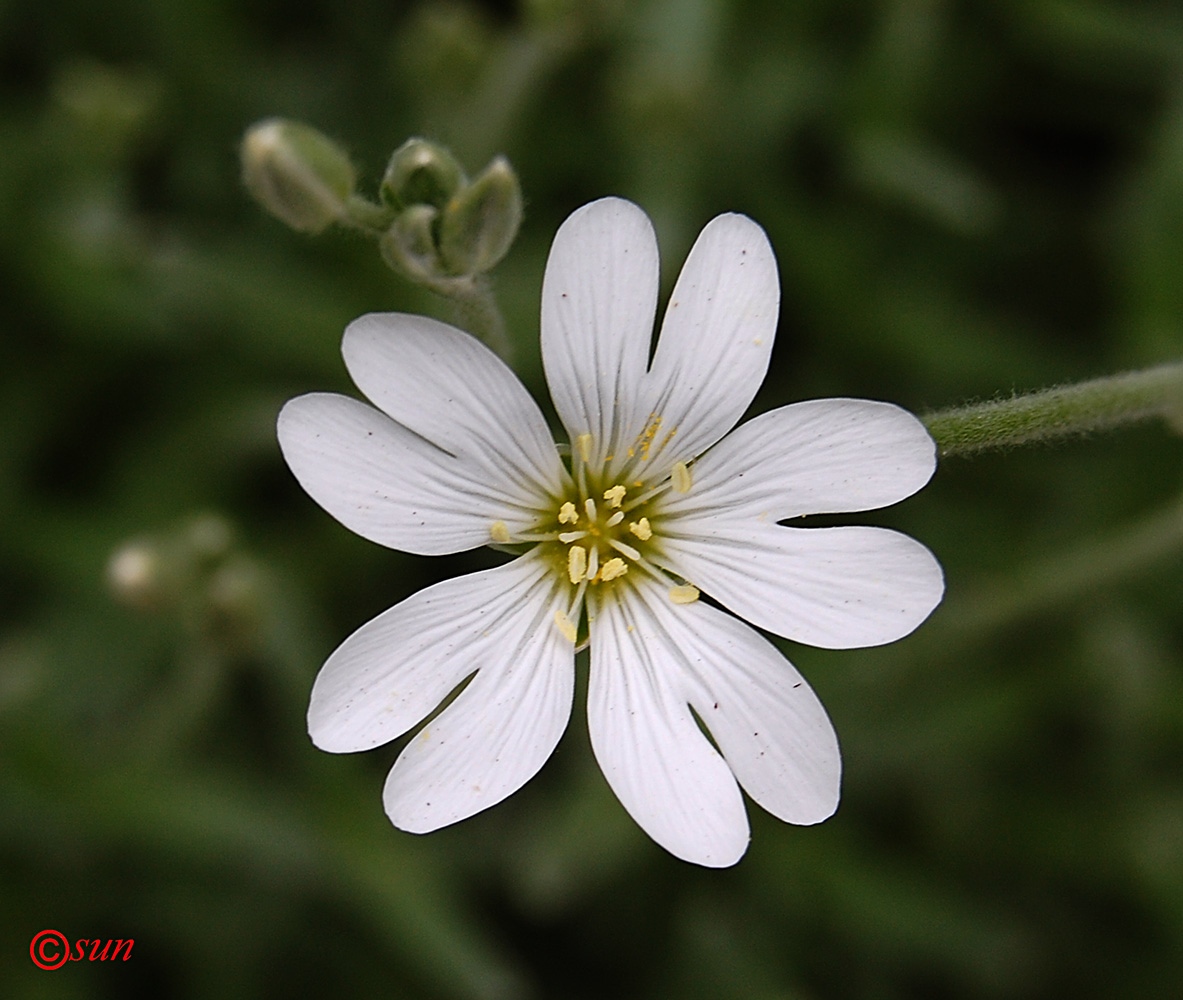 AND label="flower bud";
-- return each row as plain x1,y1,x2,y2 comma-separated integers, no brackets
107,541,167,609
381,138,466,210
185,513,233,563
379,204,443,280
241,119,355,234
437,156,523,275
